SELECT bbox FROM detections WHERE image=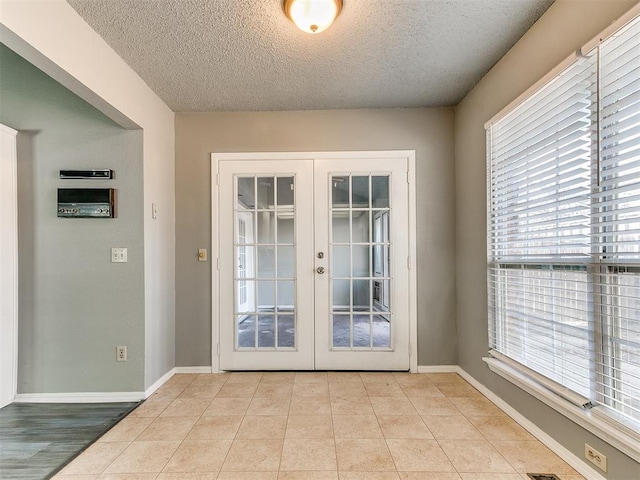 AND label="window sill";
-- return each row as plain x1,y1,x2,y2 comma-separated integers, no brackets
483,355,640,464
